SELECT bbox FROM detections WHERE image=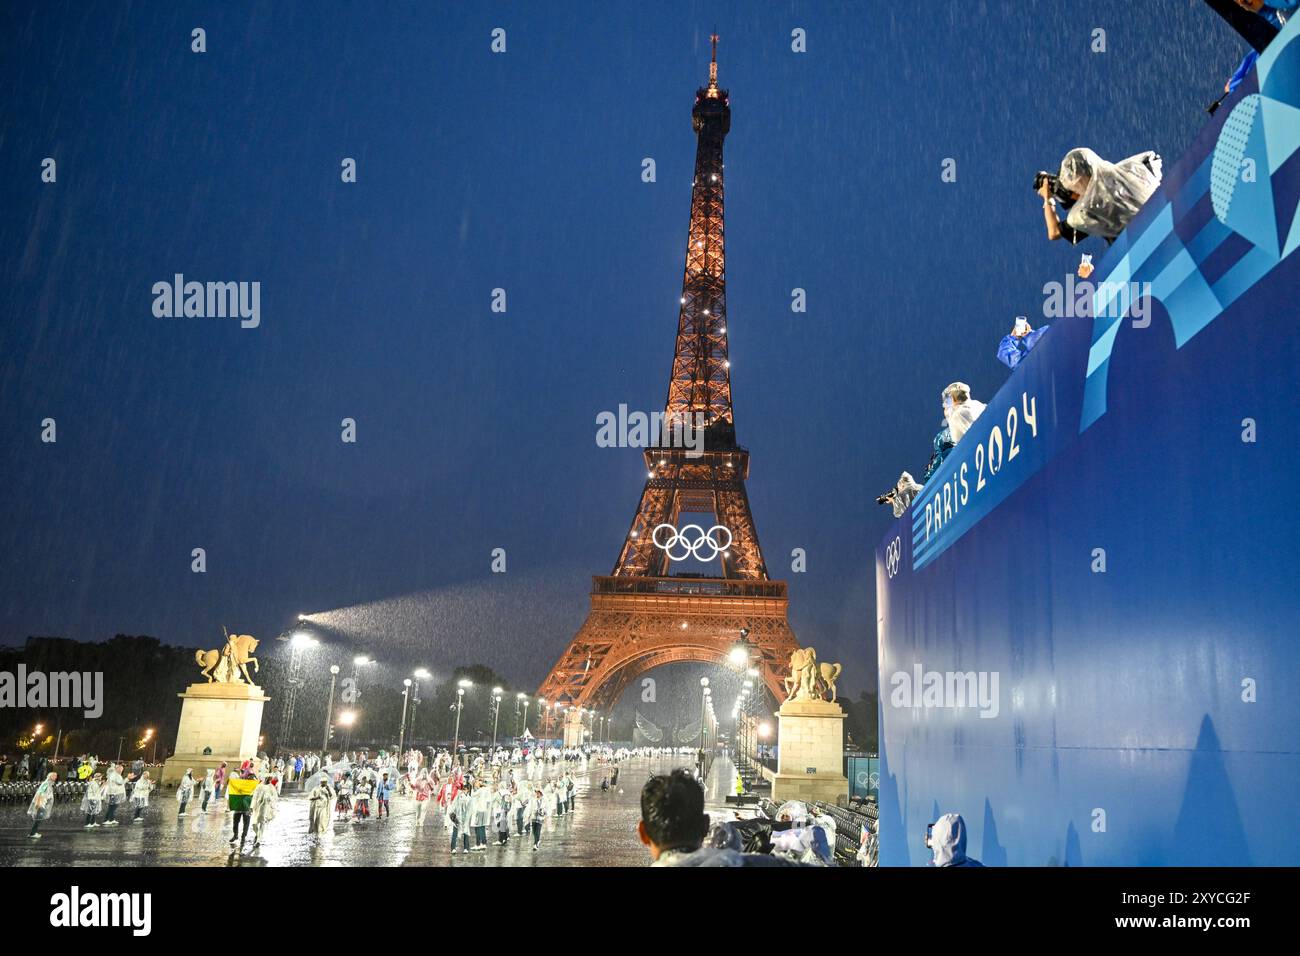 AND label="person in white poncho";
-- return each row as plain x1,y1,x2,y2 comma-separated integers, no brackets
942,382,986,445
307,777,333,837
130,770,152,823
176,769,196,817
28,772,57,838
1039,146,1162,245
200,768,216,812
82,772,104,828
249,776,279,847
102,763,127,826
